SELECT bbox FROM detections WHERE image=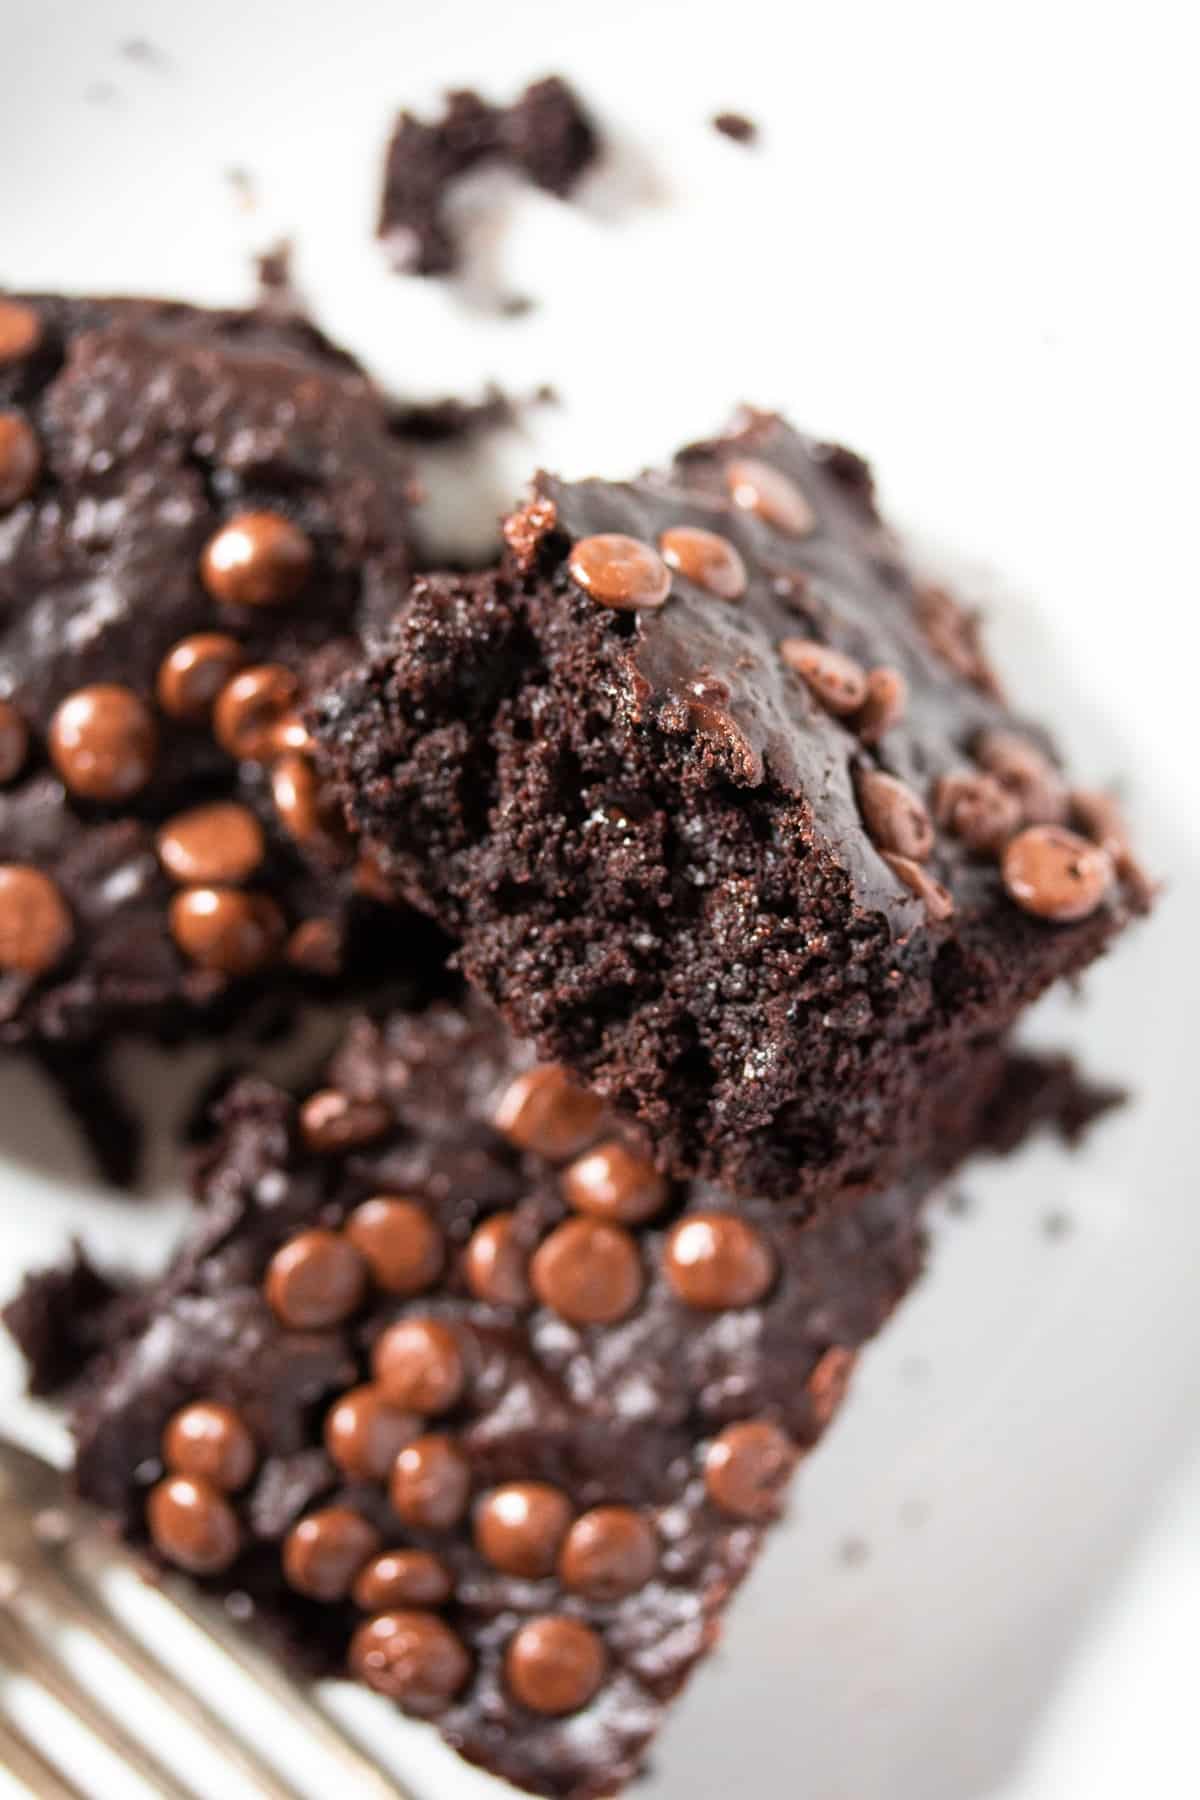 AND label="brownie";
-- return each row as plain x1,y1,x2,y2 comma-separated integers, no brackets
377,77,598,277
315,410,1151,1207
0,292,434,1072
26,998,1091,1800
